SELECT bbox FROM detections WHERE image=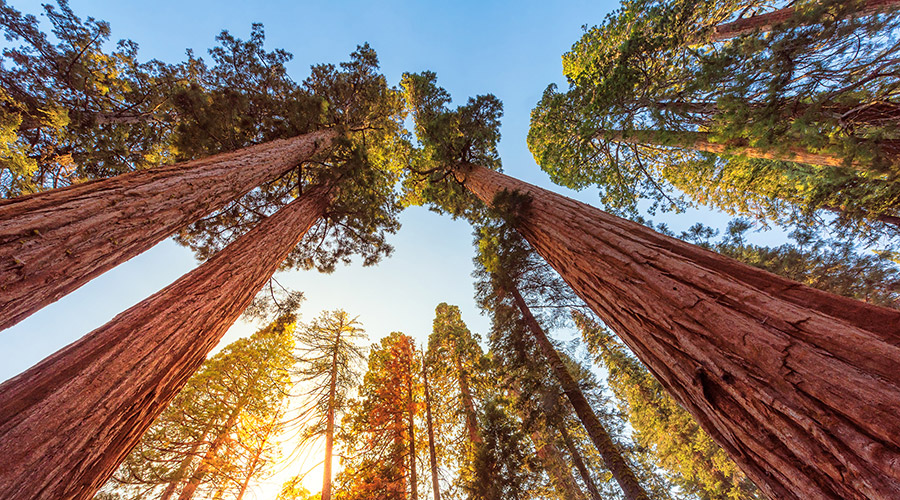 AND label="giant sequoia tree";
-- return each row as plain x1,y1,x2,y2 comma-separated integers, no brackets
404,72,900,499
0,8,405,330
0,34,404,499
474,198,651,500
0,183,330,499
